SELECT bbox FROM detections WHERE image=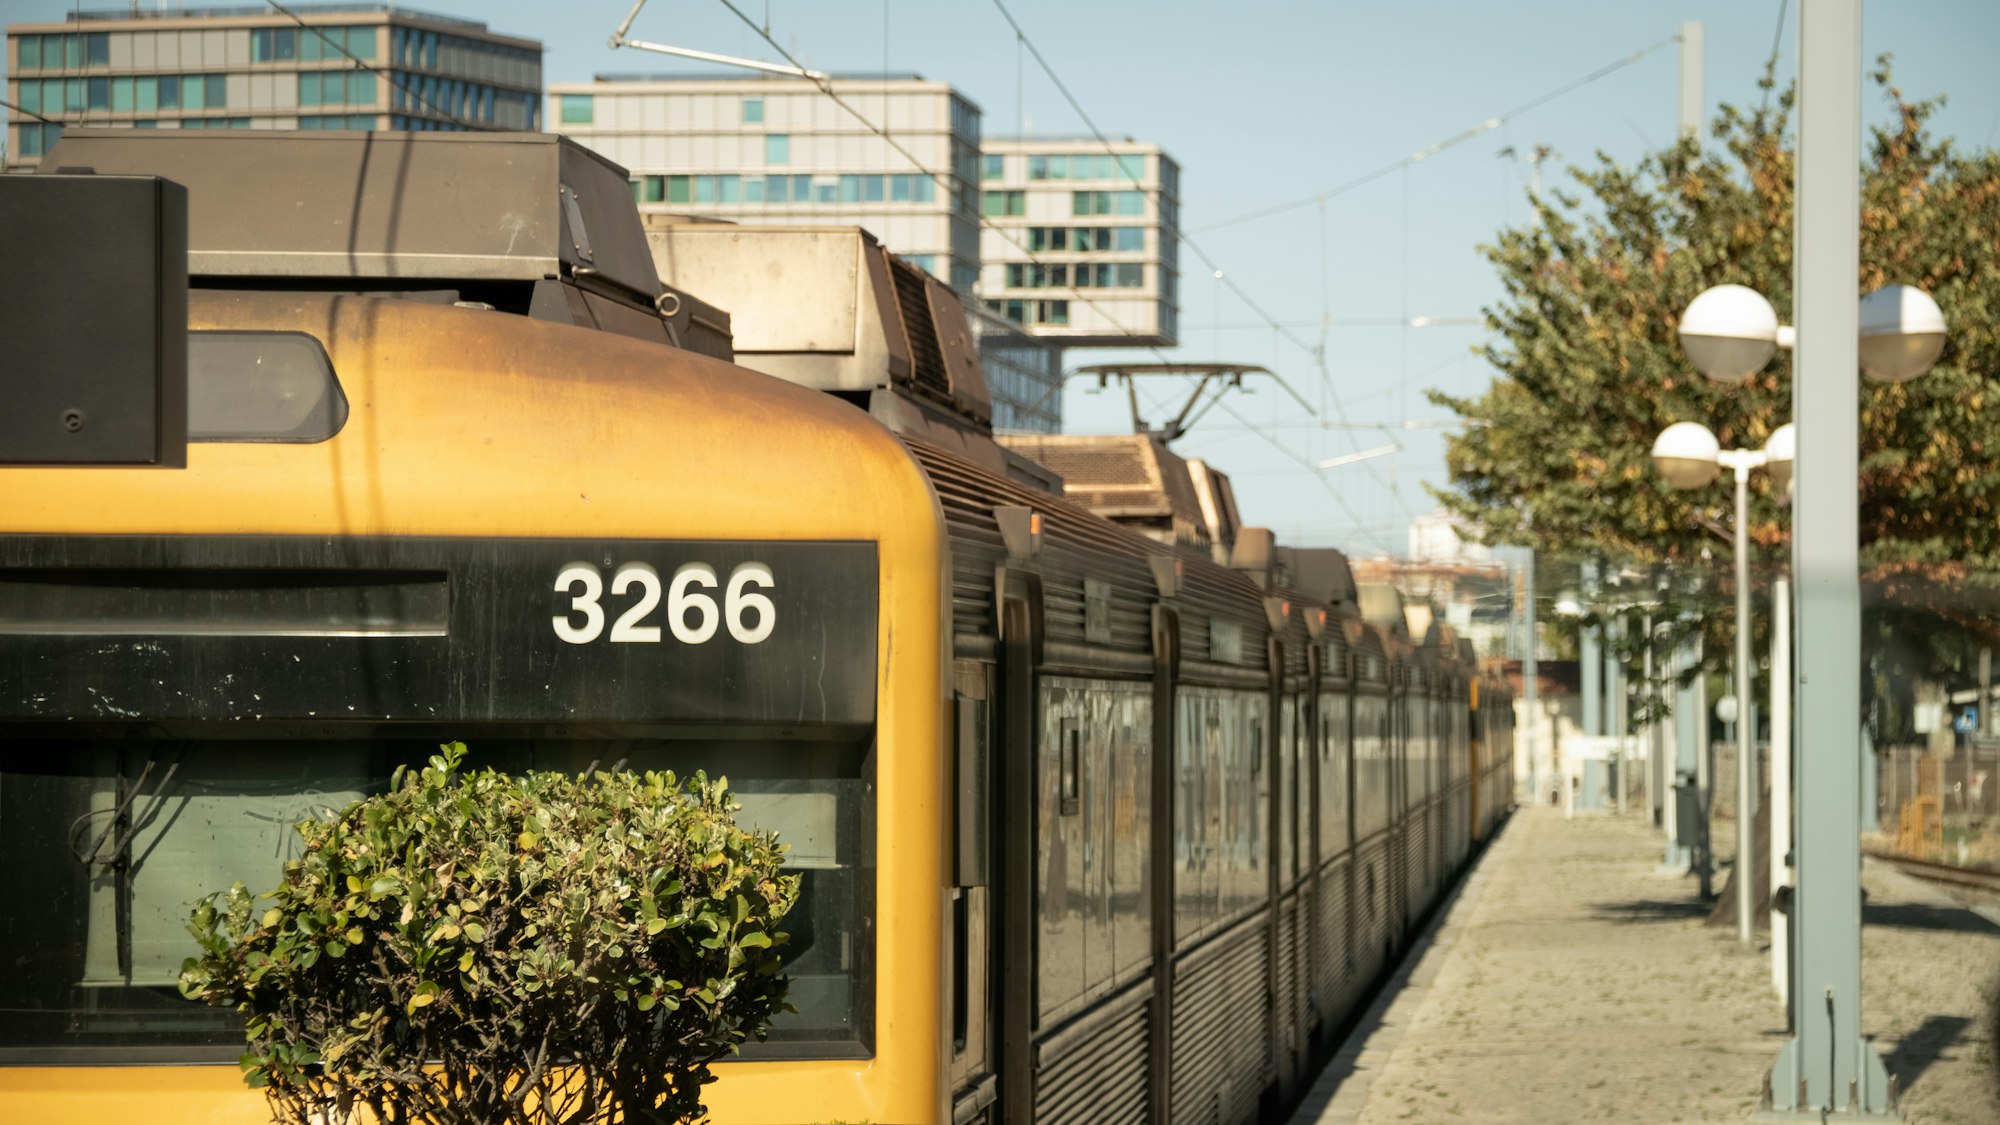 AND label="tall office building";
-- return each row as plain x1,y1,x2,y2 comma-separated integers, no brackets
5,4,541,168
552,74,983,297
552,72,1067,432
978,137,1180,346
